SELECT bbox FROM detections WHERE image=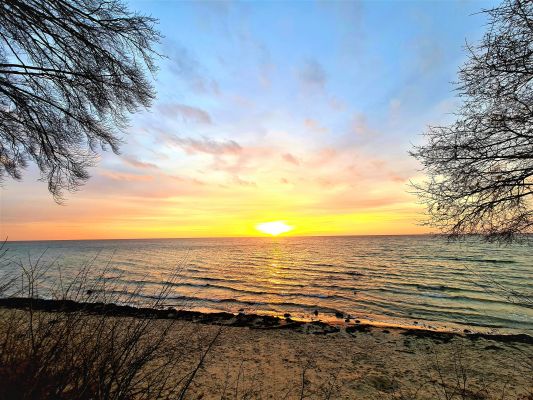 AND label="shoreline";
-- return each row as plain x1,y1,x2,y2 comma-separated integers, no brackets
1,297,531,345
